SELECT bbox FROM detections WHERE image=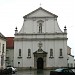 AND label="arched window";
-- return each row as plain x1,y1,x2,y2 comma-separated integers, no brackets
19,49,21,56
50,49,53,57
60,49,63,56
28,49,31,57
